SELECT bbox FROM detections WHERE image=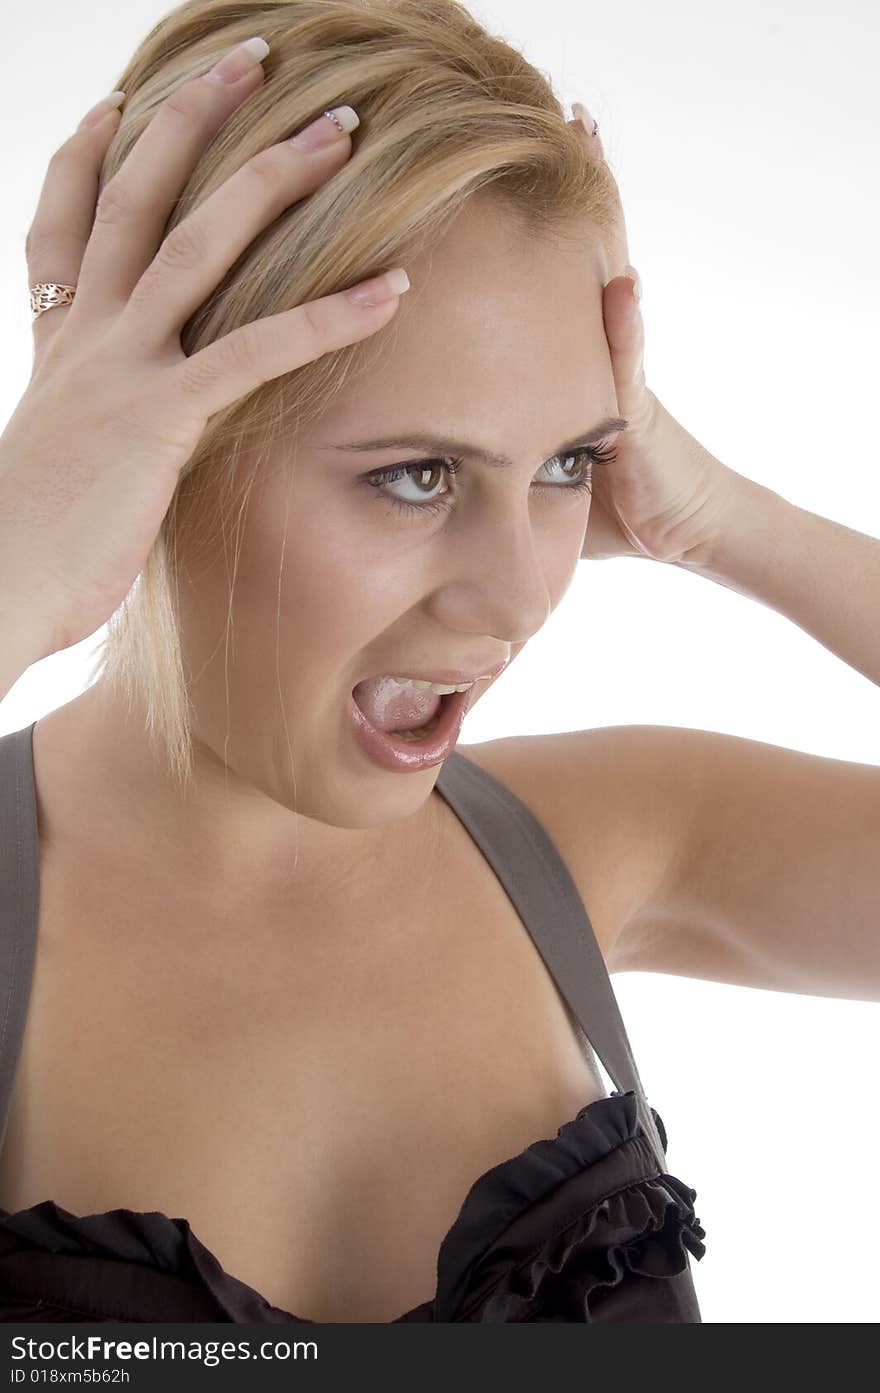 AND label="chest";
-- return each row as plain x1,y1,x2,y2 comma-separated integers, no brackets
0,786,613,1323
